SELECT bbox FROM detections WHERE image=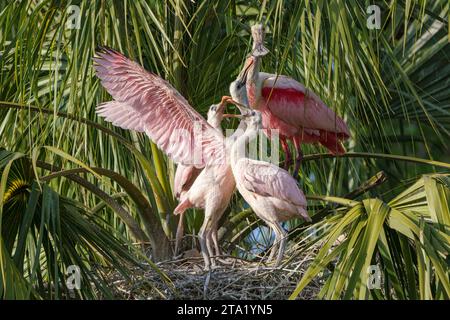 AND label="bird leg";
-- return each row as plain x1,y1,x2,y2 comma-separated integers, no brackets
200,205,224,270
206,232,217,268
280,138,292,171
274,224,287,267
205,217,218,267
198,217,212,271
209,212,227,266
211,221,235,265
292,136,304,180
267,240,279,262
174,213,184,257
266,221,279,262
266,221,287,267
212,228,222,257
